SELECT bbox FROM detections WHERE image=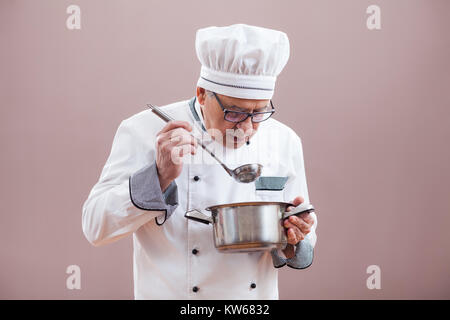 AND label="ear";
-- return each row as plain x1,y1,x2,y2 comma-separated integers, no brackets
196,87,207,105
